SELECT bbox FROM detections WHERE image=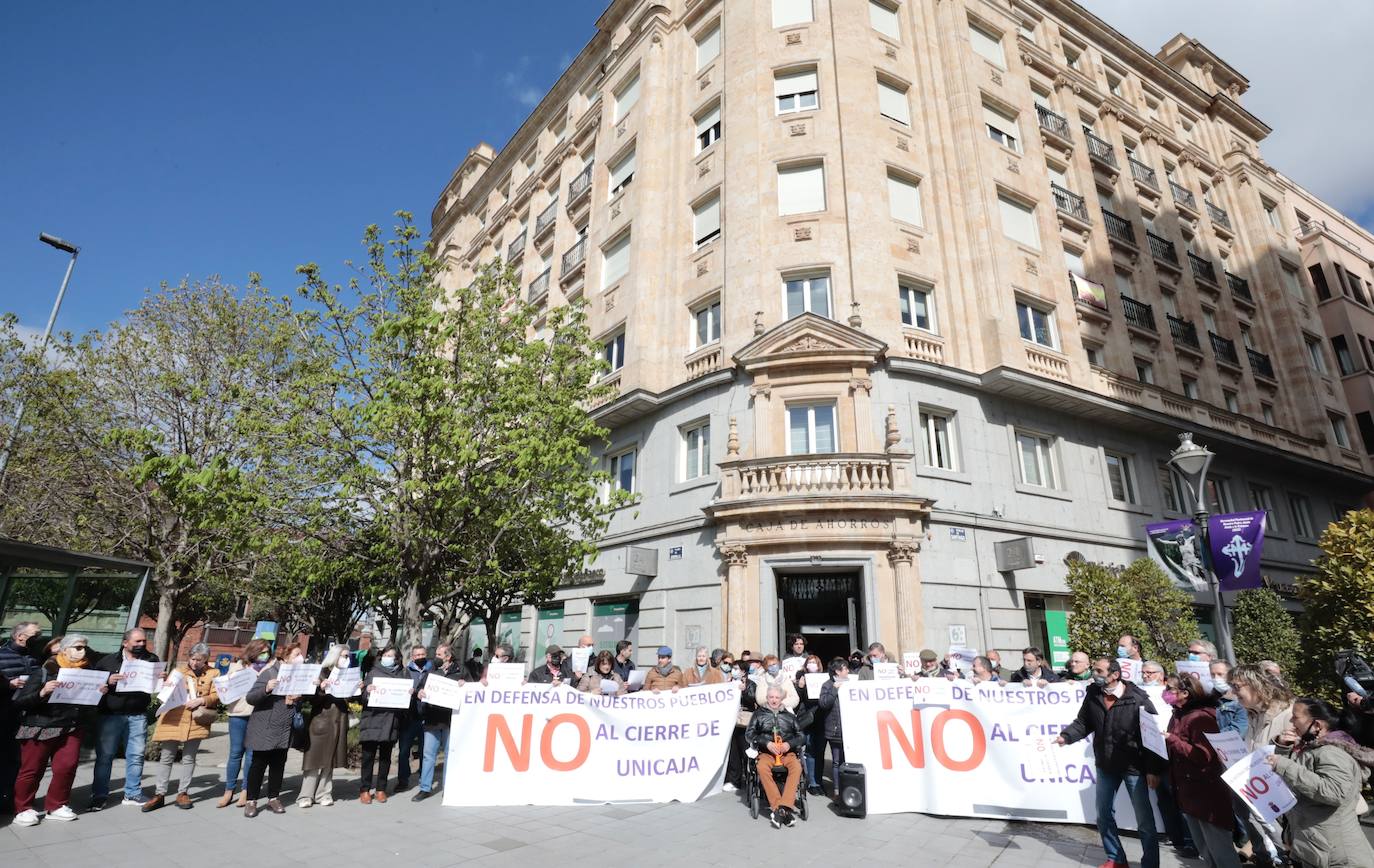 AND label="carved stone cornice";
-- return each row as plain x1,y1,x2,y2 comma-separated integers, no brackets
718,543,749,567
887,540,920,564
